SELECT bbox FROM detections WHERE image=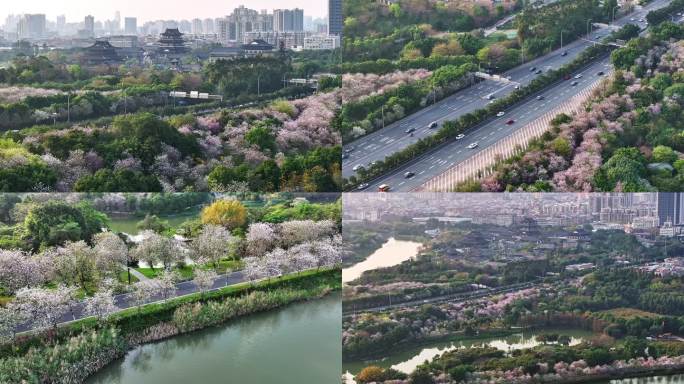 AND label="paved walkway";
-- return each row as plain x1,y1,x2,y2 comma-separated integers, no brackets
16,269,247,334
119,264,150,281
